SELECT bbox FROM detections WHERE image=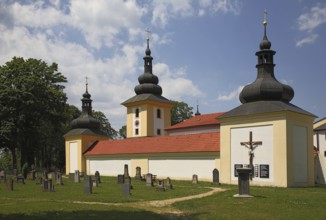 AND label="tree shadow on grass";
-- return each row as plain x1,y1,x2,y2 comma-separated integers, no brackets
0,210,198,220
